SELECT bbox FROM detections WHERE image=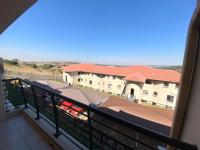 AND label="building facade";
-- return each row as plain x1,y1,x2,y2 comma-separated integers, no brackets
63,64,180,109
